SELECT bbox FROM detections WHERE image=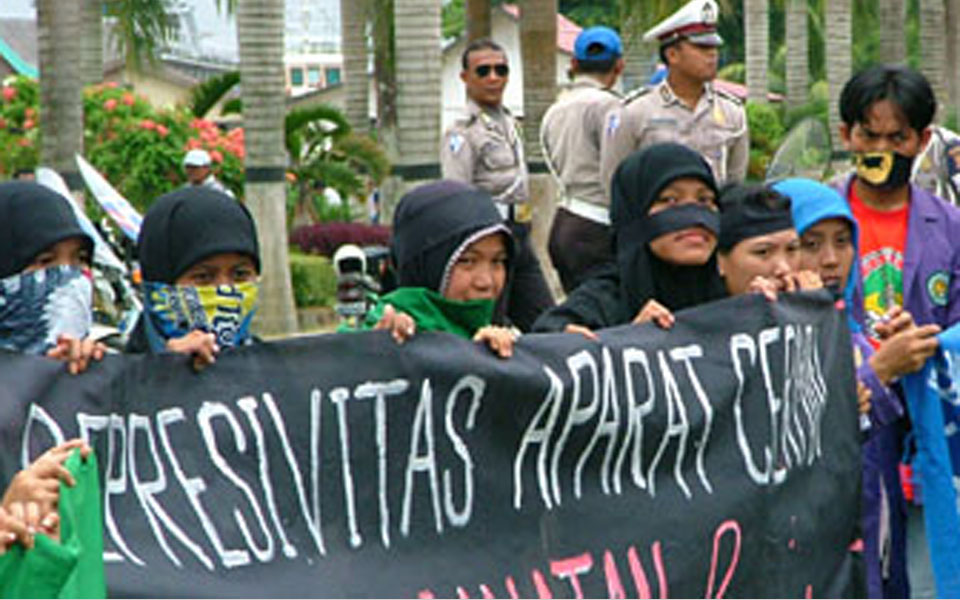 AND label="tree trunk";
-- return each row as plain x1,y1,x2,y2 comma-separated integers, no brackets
38,0,84,190
619,1,659,92
466,0,492,42
919,0,948,123
341,0,371,133
785,0,808,110
393,0,442,168
878,0,907,64
80,0,104,87
744,0,768,103
825,0,852,149
948,0,960,124
237,0,299,335
520,0,557,162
